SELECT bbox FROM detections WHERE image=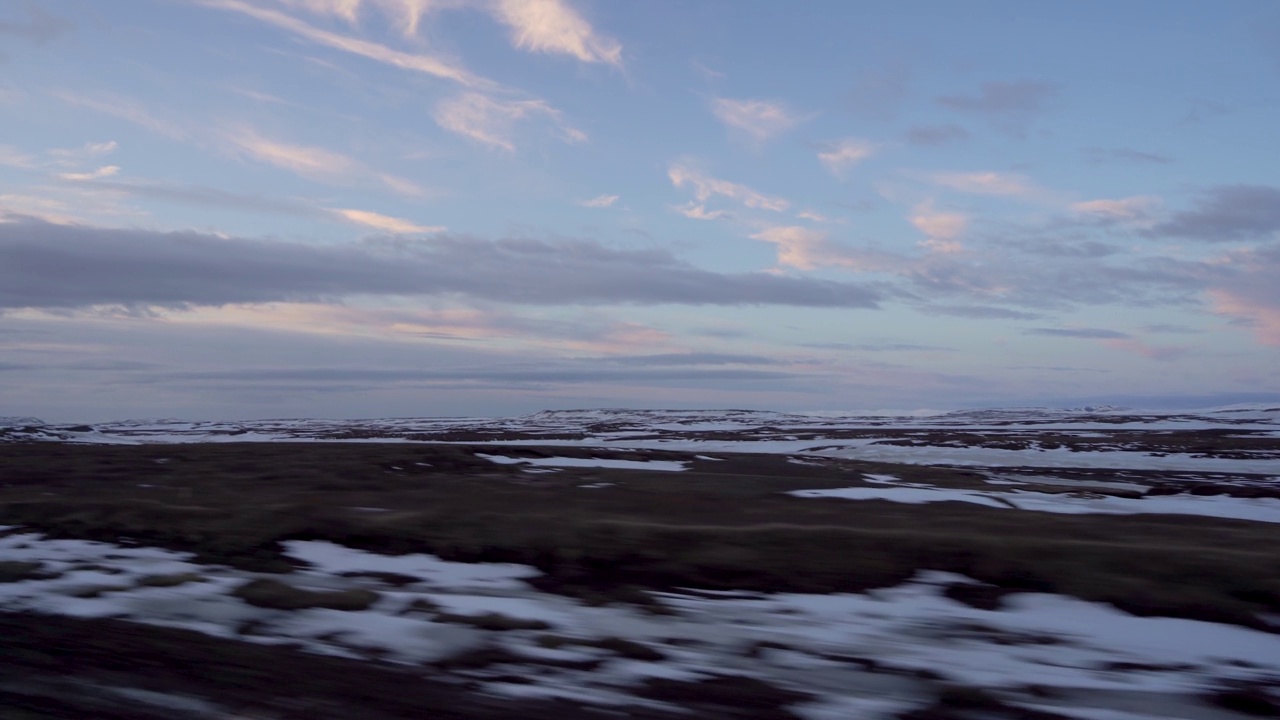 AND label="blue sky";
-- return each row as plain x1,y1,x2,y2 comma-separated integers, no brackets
2,0,1279,420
